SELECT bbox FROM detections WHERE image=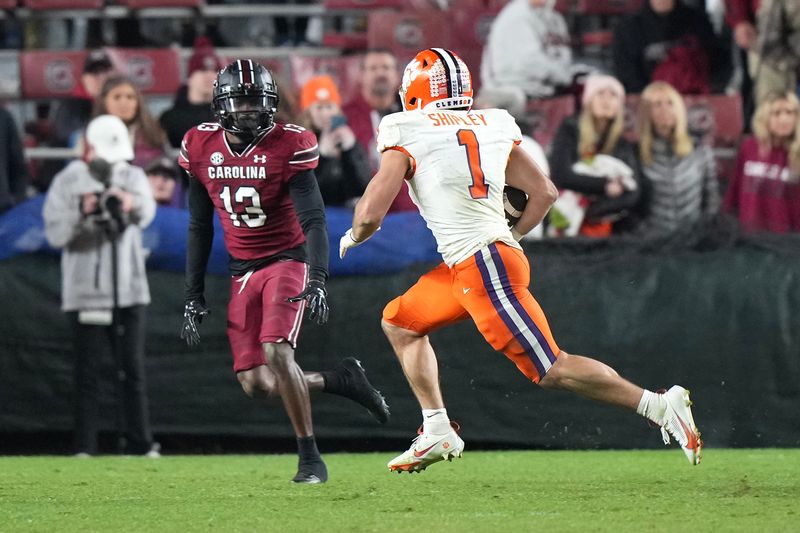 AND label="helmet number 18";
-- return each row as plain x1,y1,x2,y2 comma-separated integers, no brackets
219,185,267,228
